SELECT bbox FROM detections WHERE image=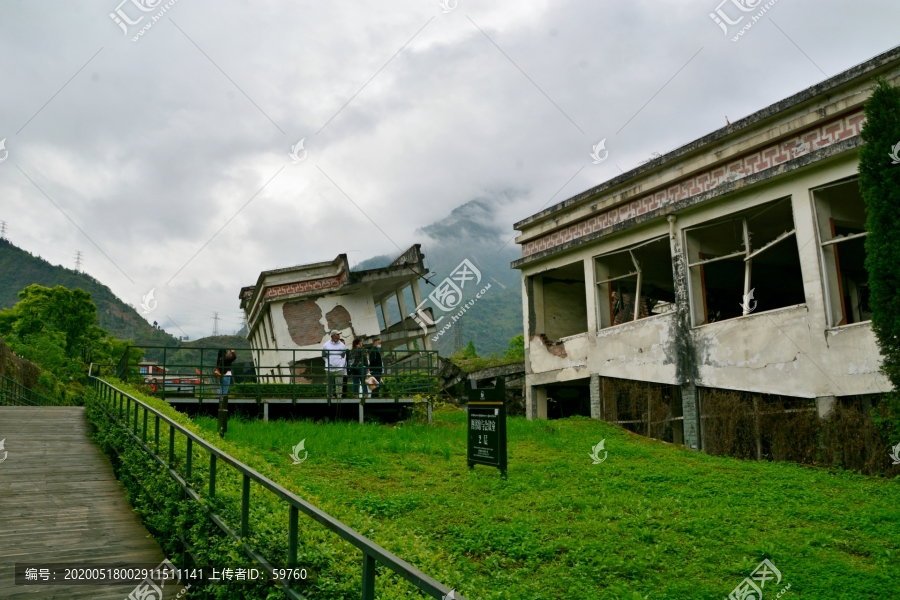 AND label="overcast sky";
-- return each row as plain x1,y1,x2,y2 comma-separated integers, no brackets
1,0,897,339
